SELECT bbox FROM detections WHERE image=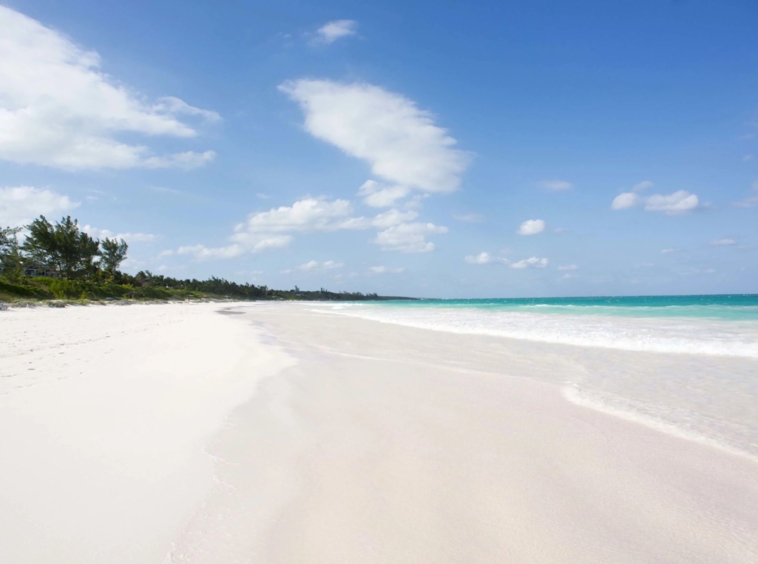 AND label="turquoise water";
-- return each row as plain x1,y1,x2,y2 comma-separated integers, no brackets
317,294,758,459
378,294,758,321
323,294,758,358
